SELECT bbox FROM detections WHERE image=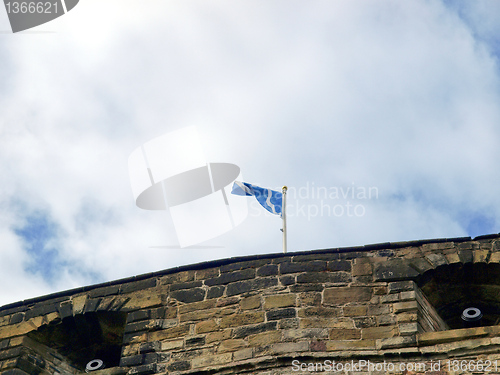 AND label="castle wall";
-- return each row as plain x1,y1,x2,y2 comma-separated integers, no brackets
1,234,500,374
